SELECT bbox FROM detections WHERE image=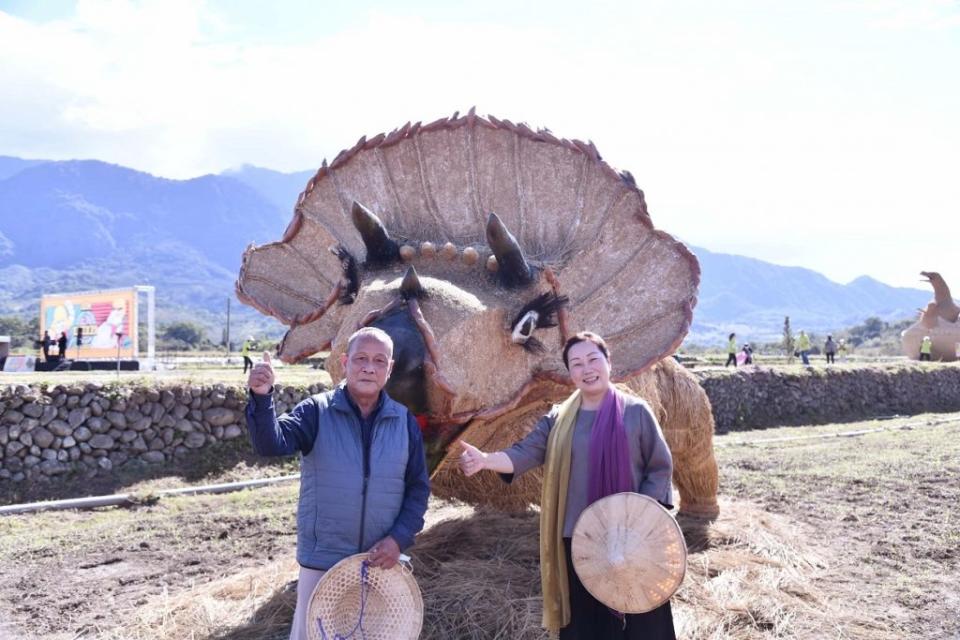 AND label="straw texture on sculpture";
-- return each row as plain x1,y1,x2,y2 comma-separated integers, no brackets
235,109,719,517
